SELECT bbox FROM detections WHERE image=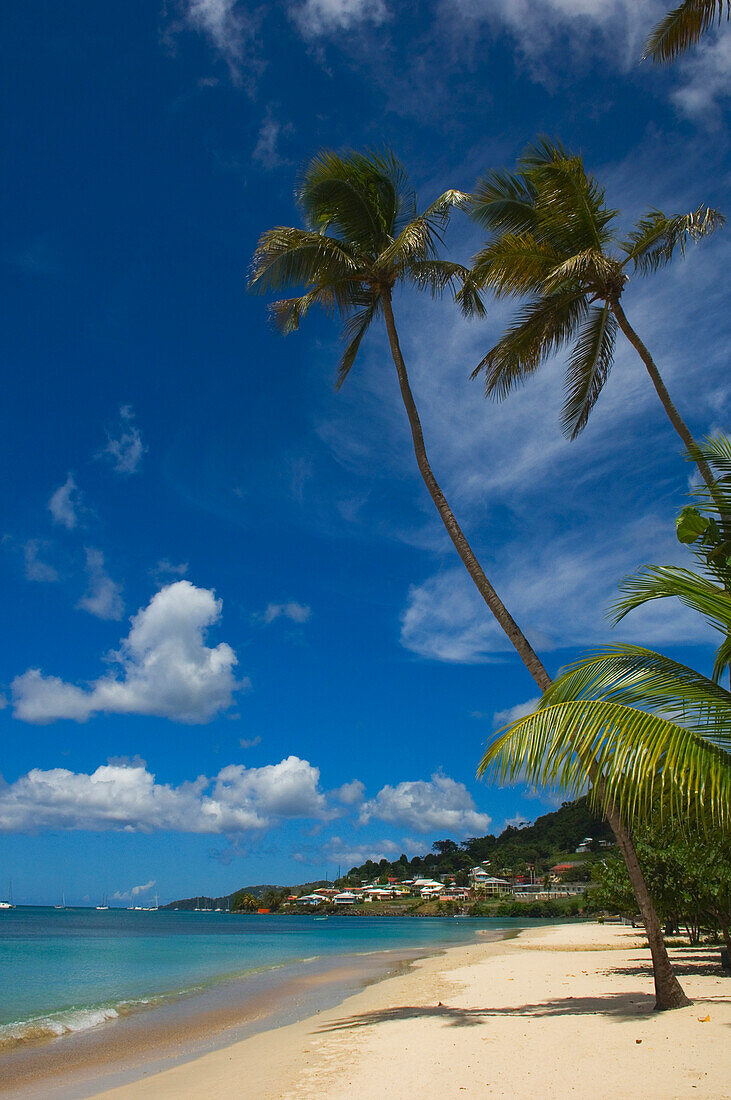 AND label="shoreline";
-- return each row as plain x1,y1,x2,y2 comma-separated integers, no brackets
0,925,510,1099
90,922,730,1100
